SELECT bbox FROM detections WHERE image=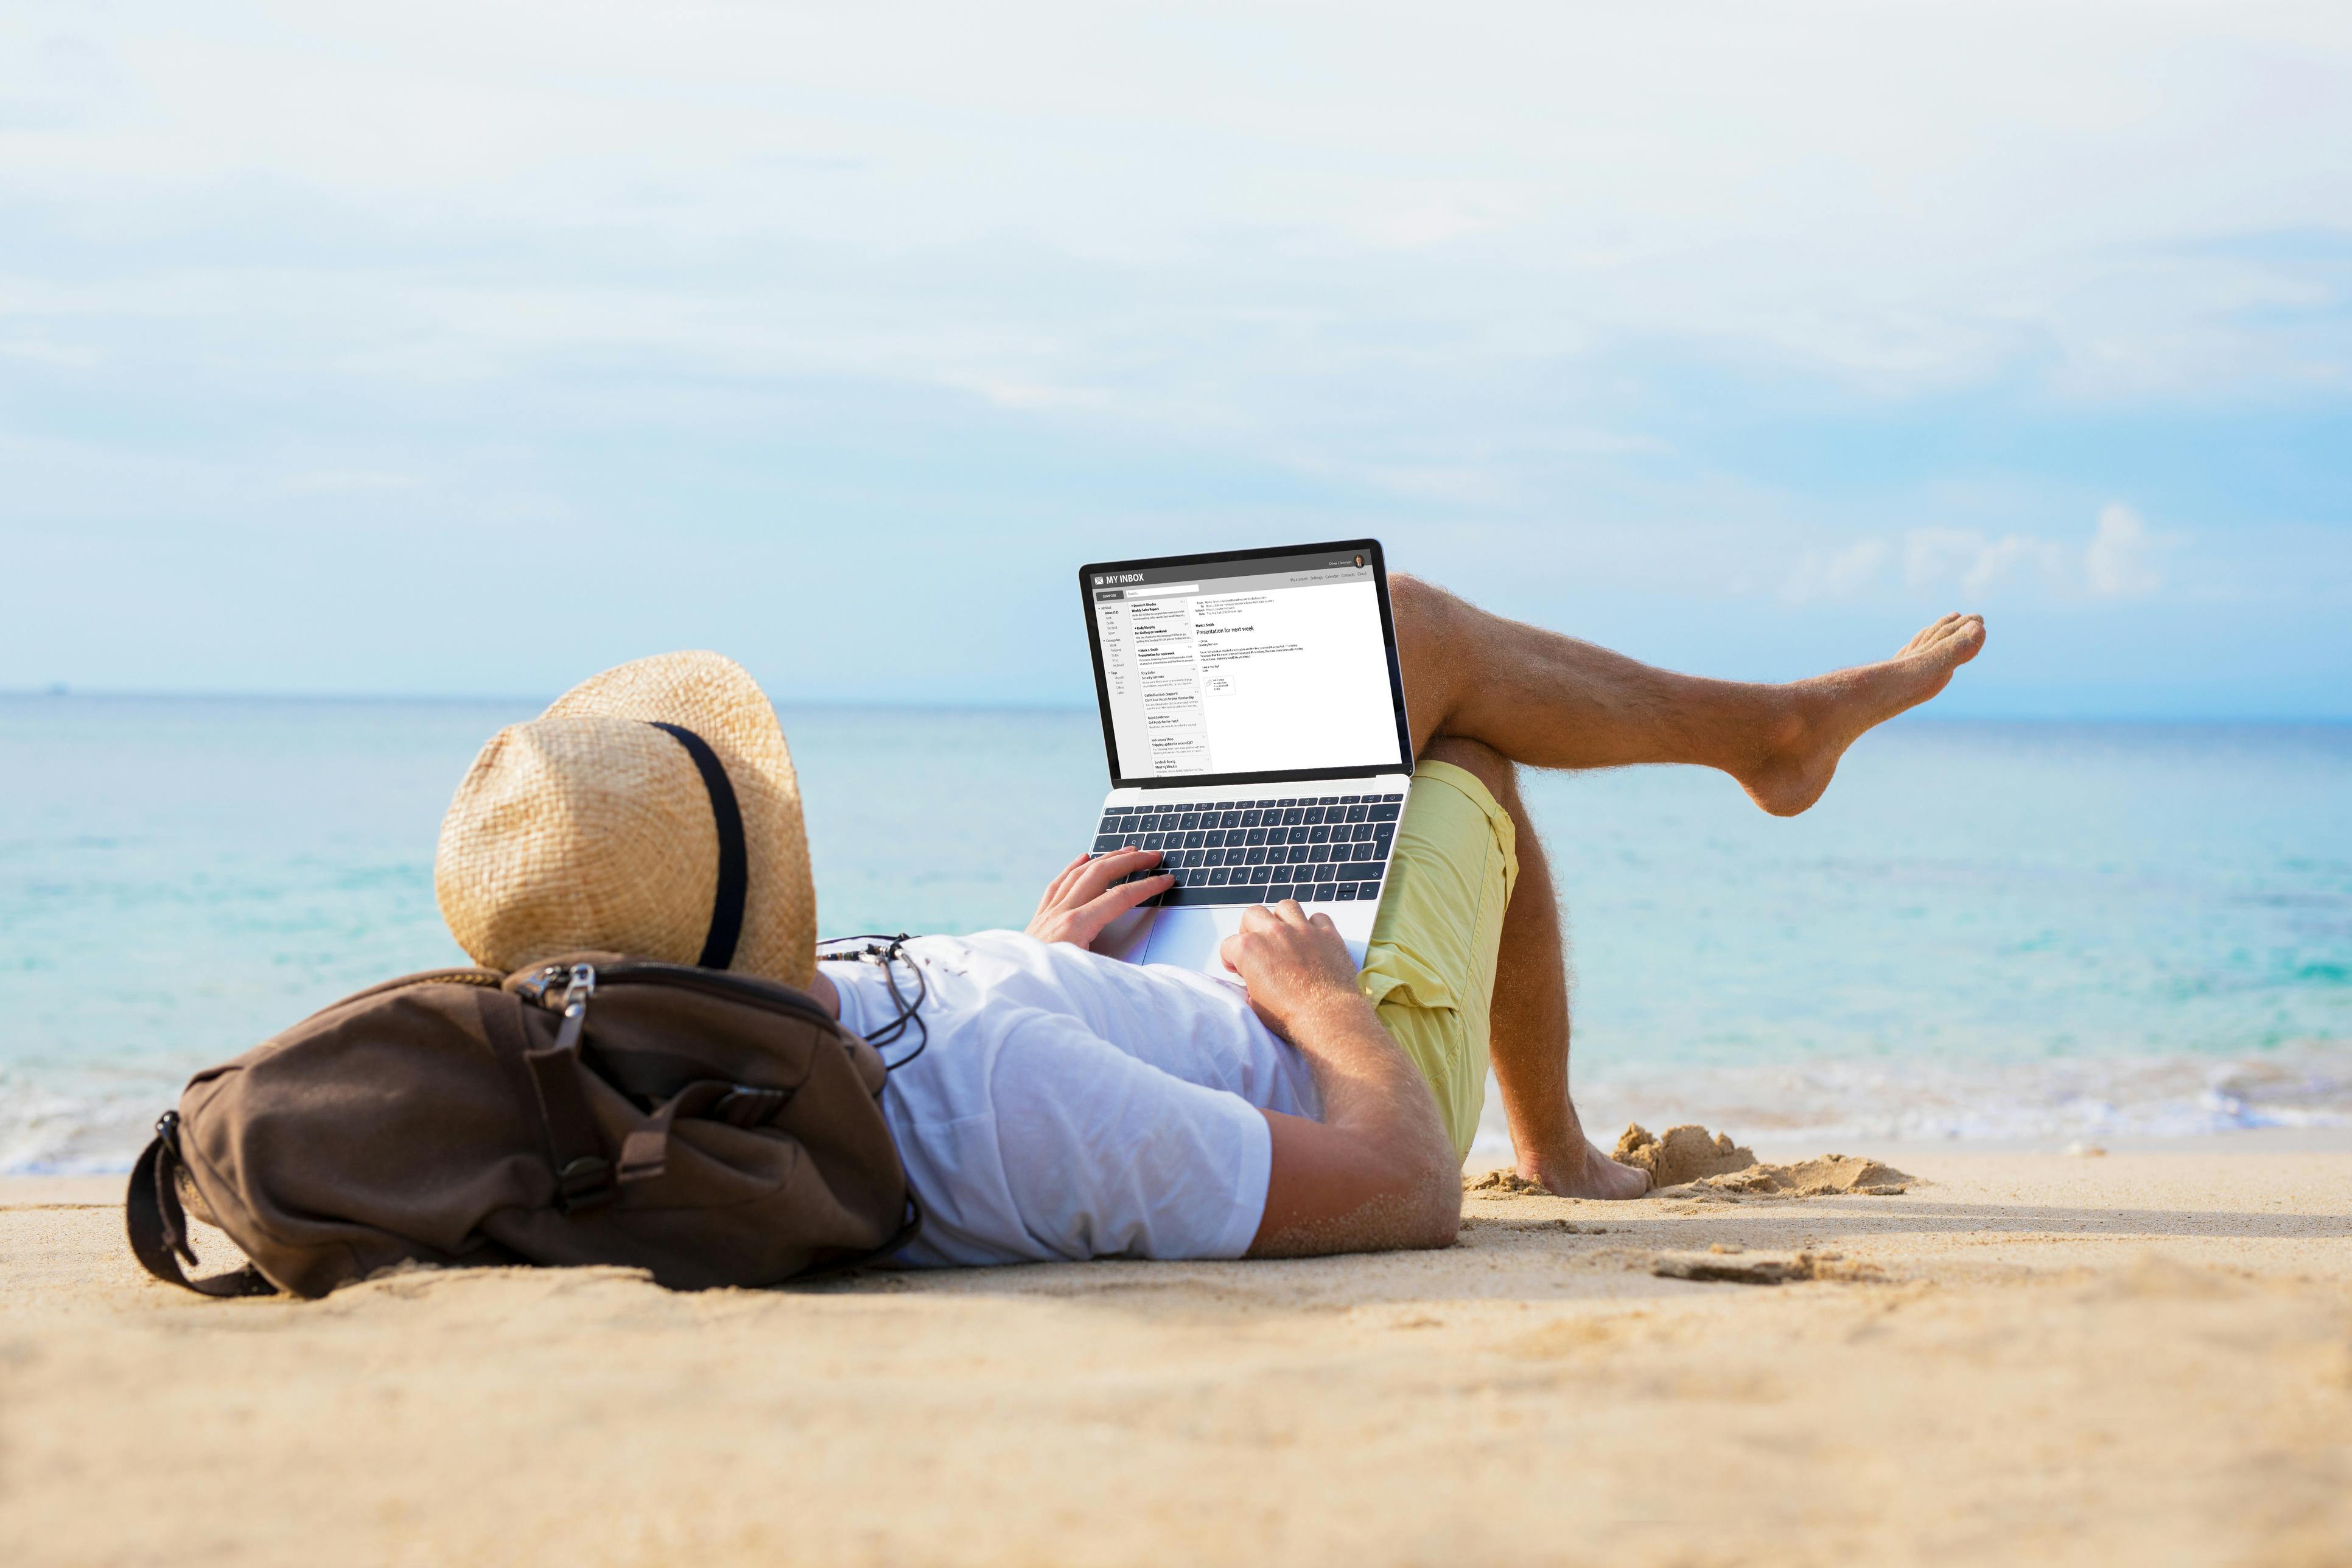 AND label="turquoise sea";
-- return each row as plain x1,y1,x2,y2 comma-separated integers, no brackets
2,695,2348,1172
